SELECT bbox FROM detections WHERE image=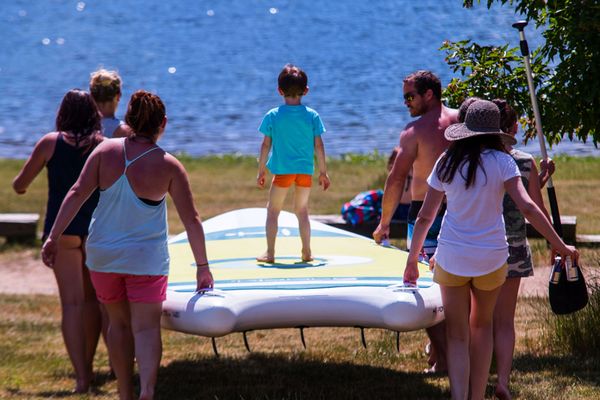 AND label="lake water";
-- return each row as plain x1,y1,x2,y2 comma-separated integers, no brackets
1,0,597,159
